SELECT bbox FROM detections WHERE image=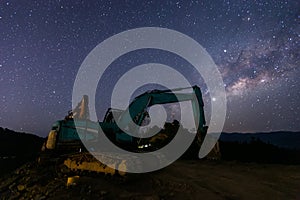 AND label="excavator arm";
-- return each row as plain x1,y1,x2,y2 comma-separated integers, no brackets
114,85,221,159
117,86,207,135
